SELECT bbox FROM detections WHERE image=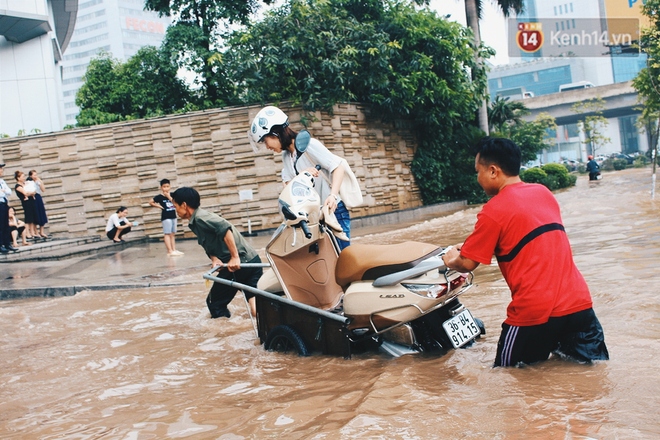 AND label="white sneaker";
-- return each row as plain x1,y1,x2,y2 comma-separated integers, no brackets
170,250,184,256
